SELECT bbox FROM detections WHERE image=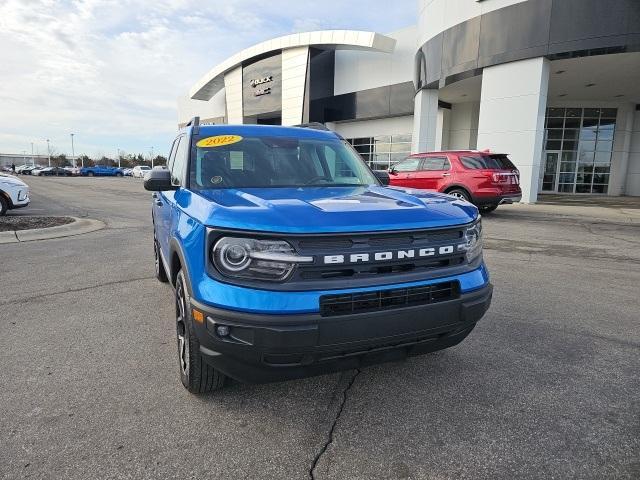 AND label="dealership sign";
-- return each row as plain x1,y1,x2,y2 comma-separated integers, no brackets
250,75,273,96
